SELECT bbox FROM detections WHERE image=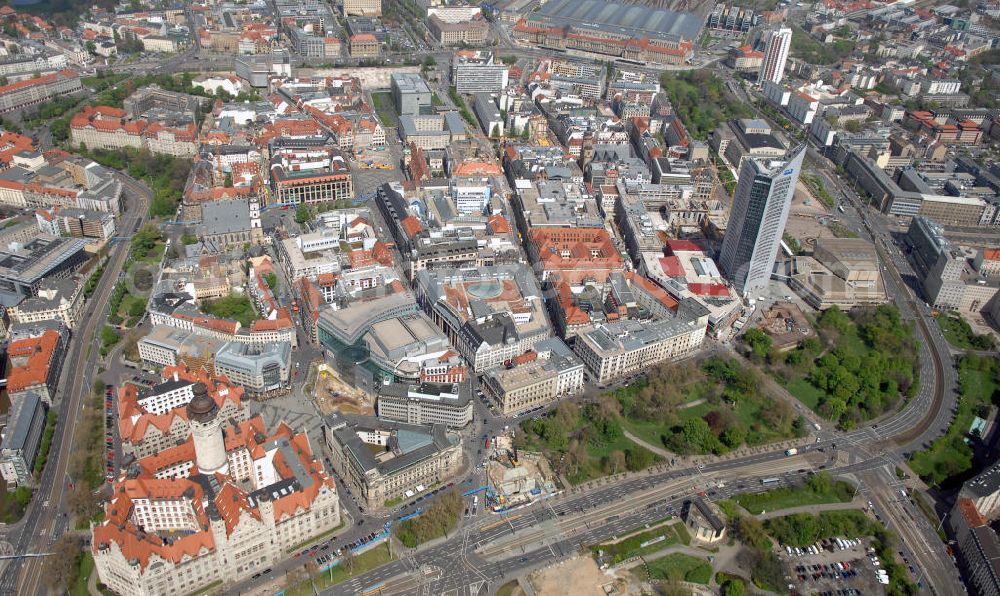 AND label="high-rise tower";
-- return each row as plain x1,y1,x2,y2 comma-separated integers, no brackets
719,146,806,296
757,27,793,86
